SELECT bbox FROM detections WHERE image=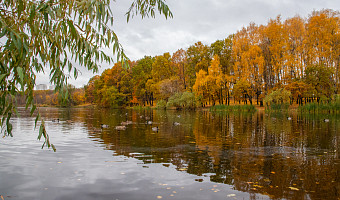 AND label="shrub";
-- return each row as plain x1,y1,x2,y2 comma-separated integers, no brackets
156,100,167,110
264,88,291,110
167,92,196,110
